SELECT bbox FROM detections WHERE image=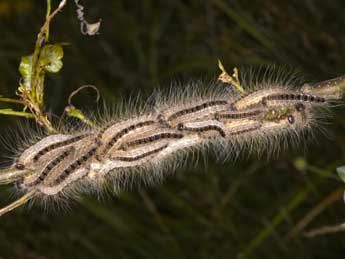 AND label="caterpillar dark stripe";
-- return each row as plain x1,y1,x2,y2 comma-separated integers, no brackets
177,123,226,138
27,147,75,187
113,144,168,162
262,93,325,105
215,110,263,120
120,133,184,150
33,134,89,162
168,100,228,121
53,144,99,185
101,120,156,155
